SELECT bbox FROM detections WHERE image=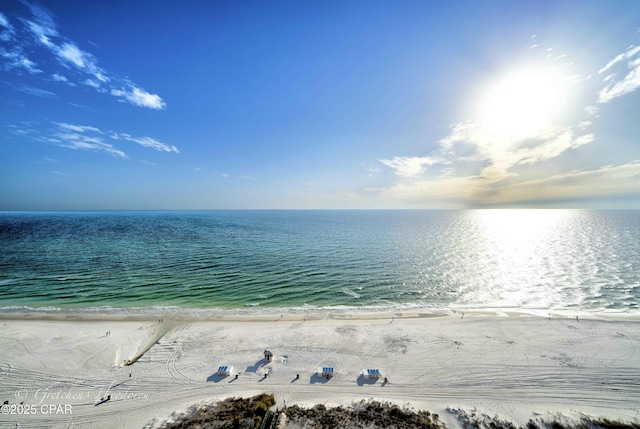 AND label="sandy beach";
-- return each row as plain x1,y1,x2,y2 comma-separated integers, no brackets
0,311,638,428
